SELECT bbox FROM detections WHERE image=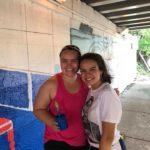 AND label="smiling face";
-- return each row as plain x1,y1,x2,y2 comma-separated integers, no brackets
80,59,103,90
60,50,79,78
